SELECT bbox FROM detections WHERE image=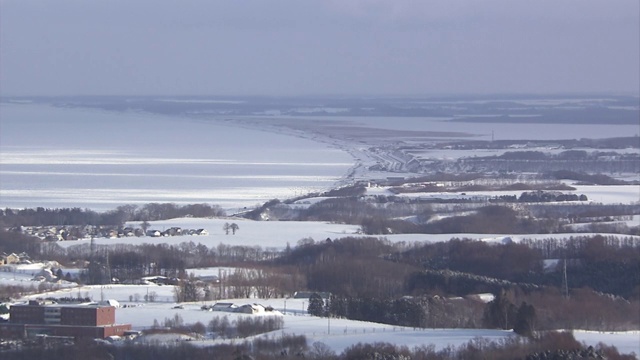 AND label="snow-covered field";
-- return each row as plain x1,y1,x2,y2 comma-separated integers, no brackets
569,184,640,205
52,217,640,251
0,263,78,291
